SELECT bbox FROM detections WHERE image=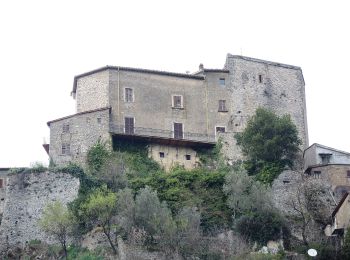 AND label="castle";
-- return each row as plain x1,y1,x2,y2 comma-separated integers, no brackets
47,54,309,169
